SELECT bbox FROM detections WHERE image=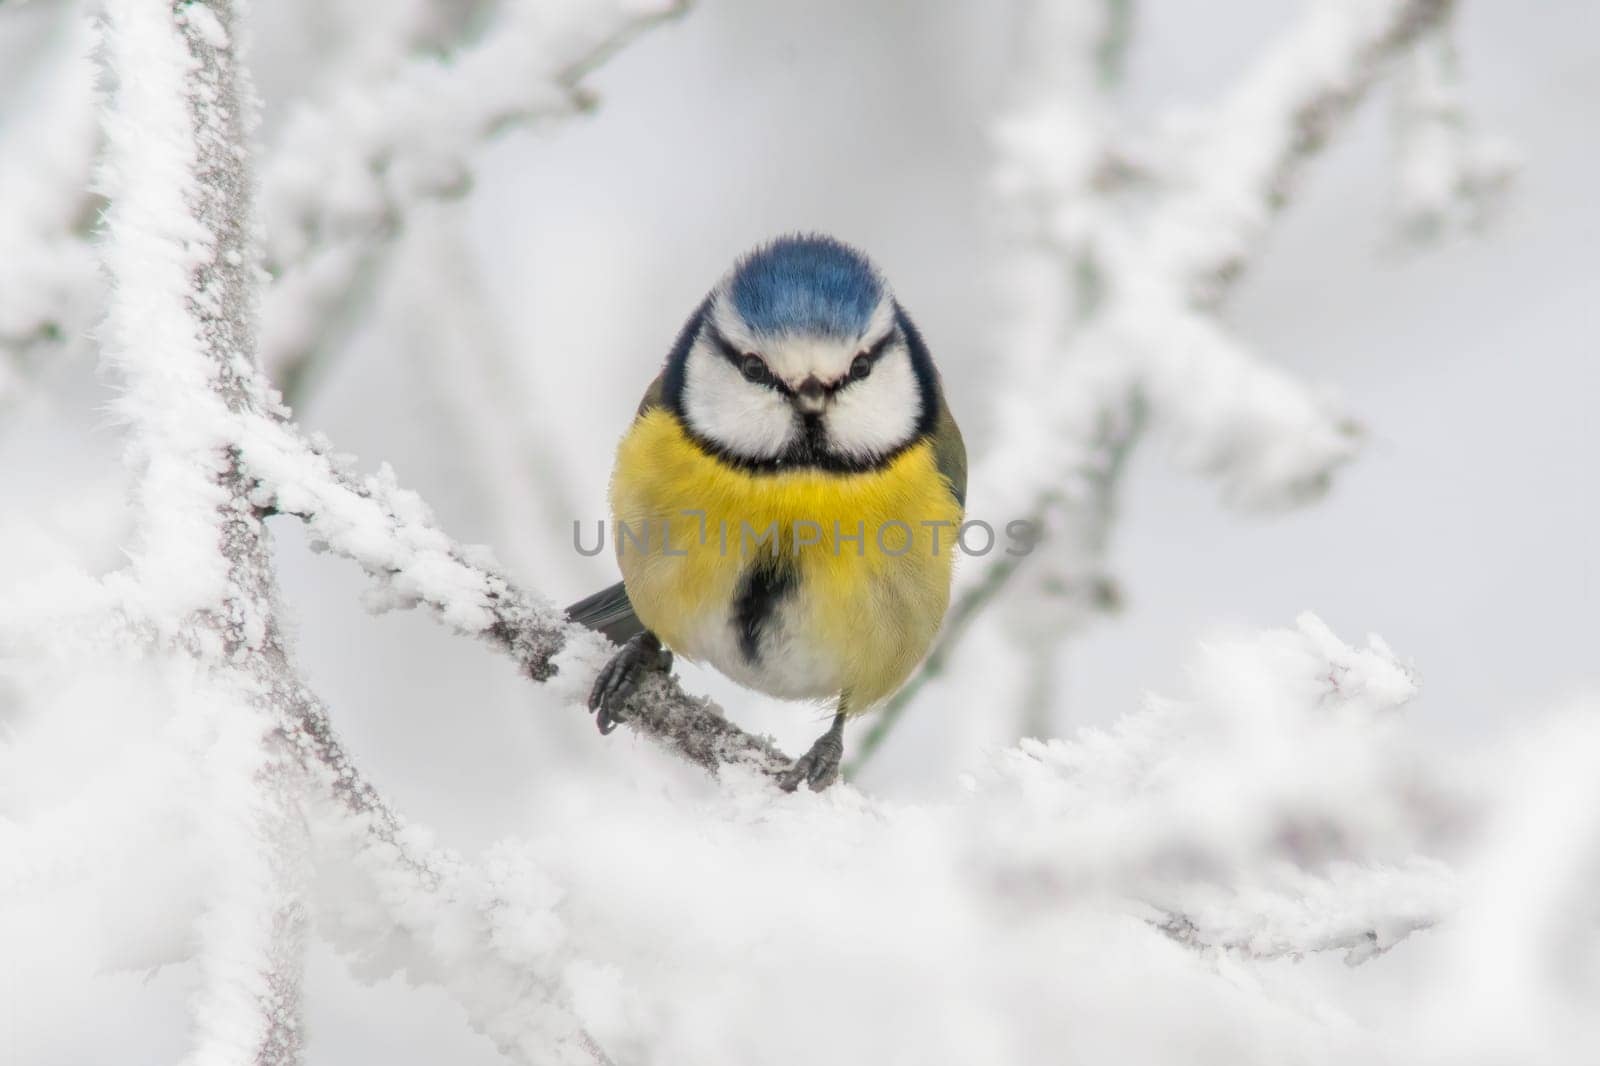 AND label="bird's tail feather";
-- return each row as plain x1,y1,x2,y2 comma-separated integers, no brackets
564,580,645,645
